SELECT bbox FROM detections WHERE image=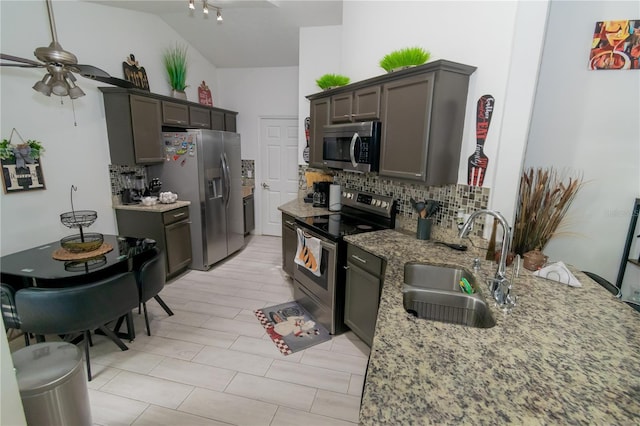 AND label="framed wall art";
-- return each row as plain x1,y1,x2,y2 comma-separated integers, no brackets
589,20,640,70
0,129,46,193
